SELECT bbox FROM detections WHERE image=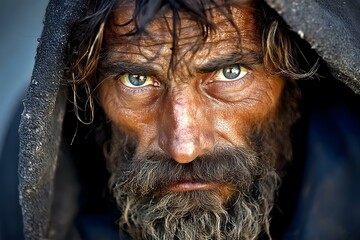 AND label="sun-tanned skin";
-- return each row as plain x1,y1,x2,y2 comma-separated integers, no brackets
98,2,285,202
70,0,306,238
